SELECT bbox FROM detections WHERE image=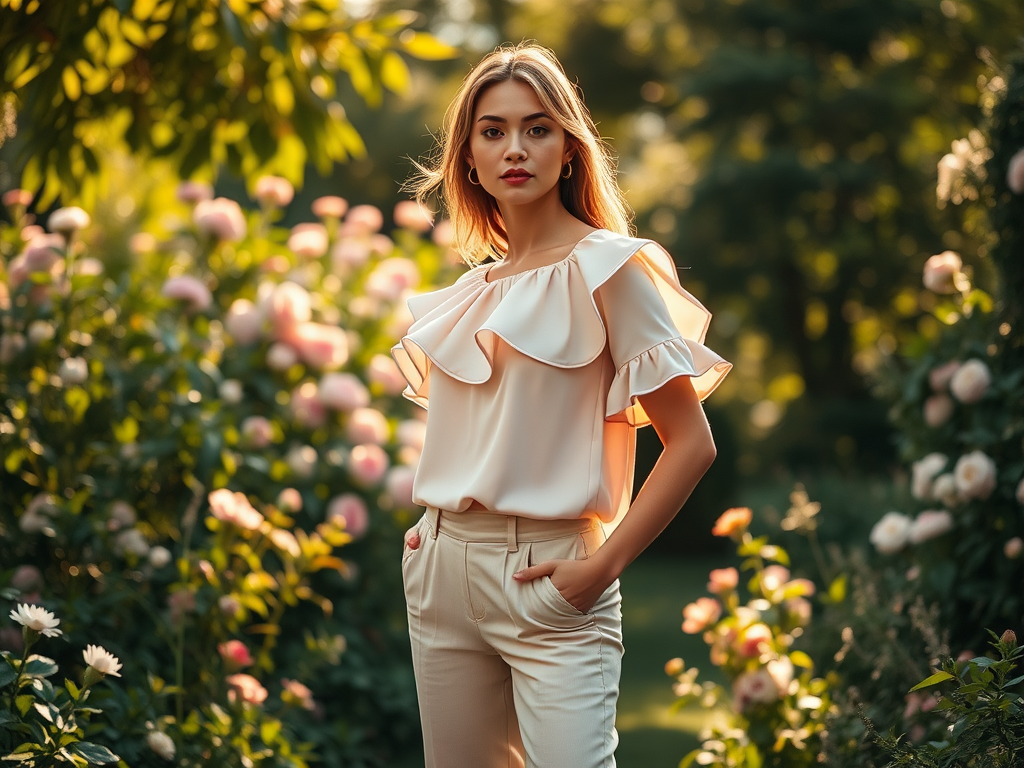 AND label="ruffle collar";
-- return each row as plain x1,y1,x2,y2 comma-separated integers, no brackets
391,229,721,409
